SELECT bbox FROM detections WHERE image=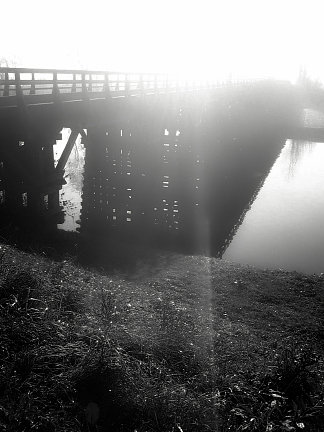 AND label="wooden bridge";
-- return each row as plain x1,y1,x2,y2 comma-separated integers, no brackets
0,68,295,255
0,67,219,107
0,68,215,222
